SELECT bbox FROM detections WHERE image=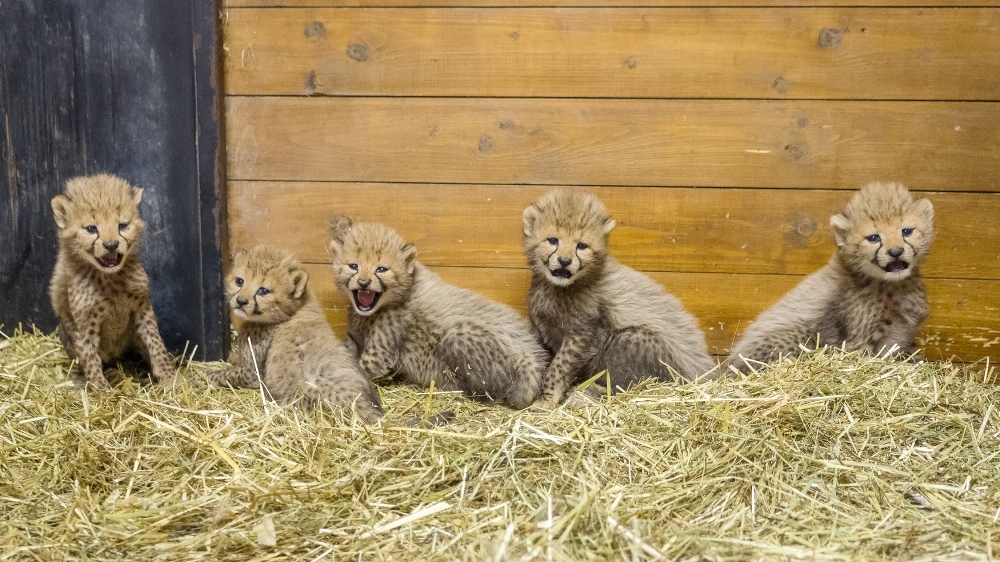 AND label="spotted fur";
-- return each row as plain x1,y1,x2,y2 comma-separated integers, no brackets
49,174,175,390
725,182,935,373
206,245,383,423
329,217,548,409
523,190,714,405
